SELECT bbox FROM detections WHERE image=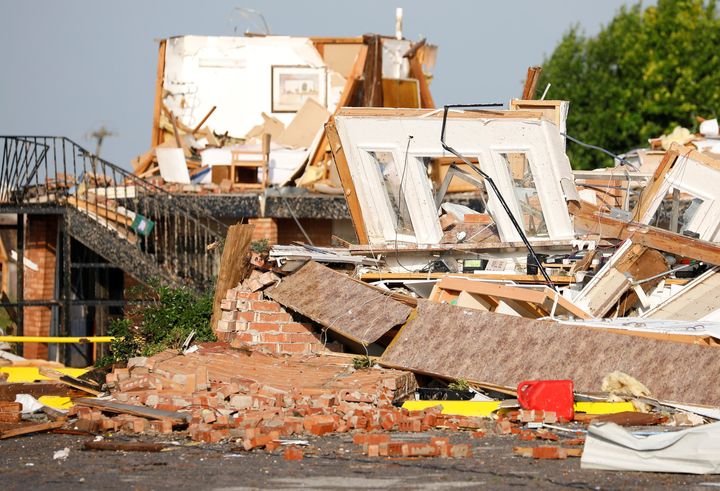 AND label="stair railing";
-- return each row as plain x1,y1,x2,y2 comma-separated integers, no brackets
0,136,227,289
